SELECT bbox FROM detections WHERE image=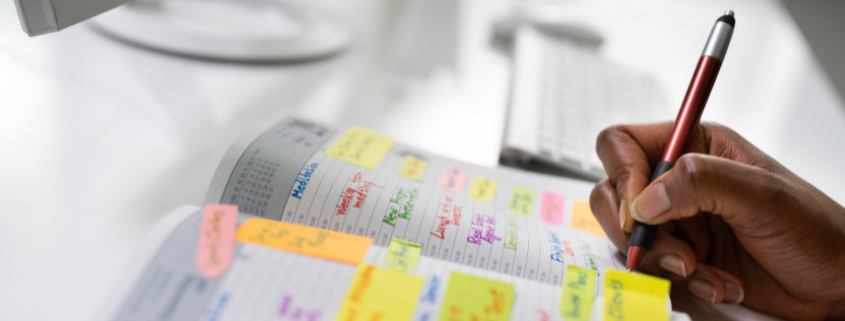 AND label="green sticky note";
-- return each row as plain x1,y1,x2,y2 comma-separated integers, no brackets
604,268,670,321
559,265,597,321
439,272,515,321
507,186,536,216
385,237,421,271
